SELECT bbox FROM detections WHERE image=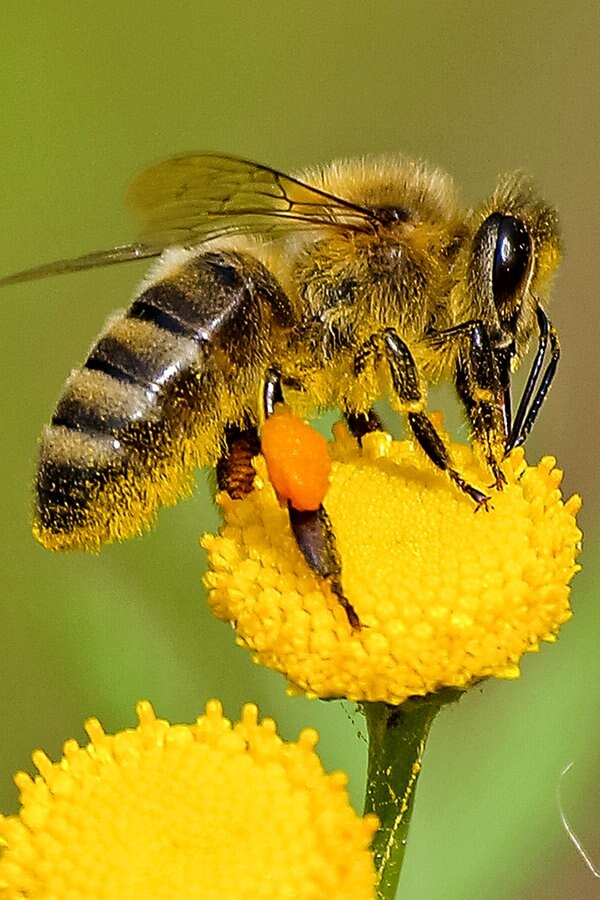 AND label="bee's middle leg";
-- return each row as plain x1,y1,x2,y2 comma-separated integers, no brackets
364,328,490,508
216,424,262,499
